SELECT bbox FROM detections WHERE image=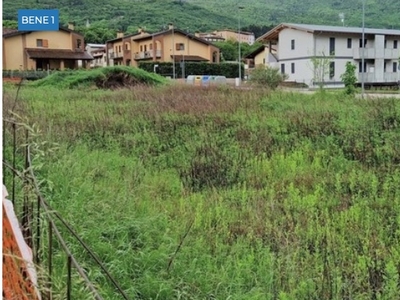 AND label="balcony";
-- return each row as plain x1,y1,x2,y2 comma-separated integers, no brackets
134,50,162,60
353,48,375,59
384,48,400,59
358,72,399,83
384,73,399,82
